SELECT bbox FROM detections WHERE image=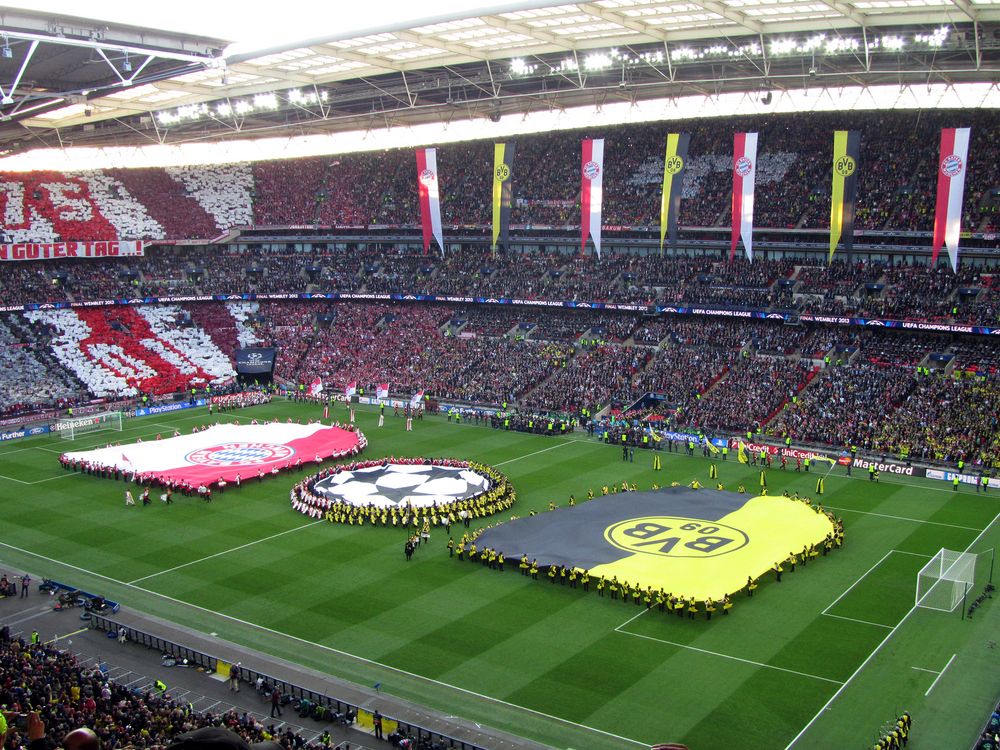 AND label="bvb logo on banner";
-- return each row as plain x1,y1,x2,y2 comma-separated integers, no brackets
495,163,511,182
604,516,749,559
835,155,856,177
664,155,685,175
